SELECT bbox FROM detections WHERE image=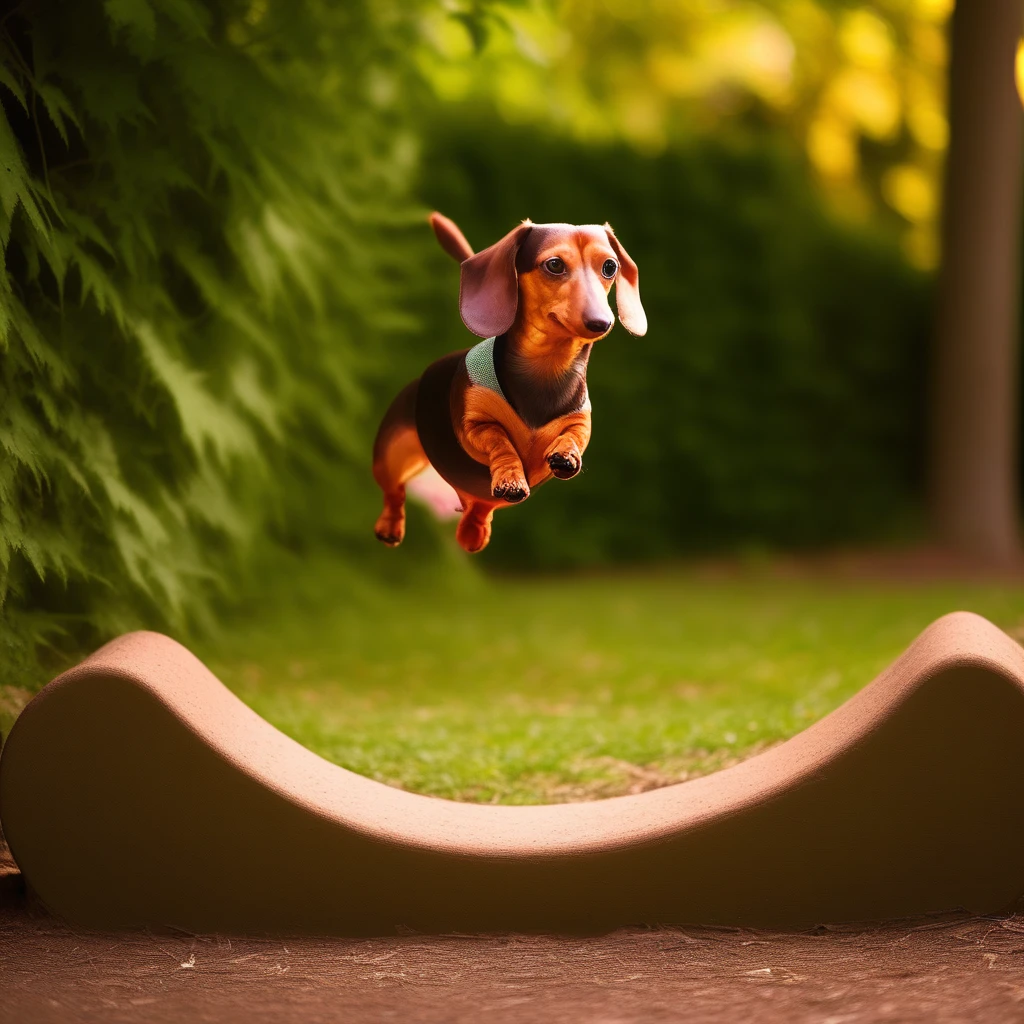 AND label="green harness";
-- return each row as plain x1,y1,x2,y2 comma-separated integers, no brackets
465,336,591,412
465,336,508,401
